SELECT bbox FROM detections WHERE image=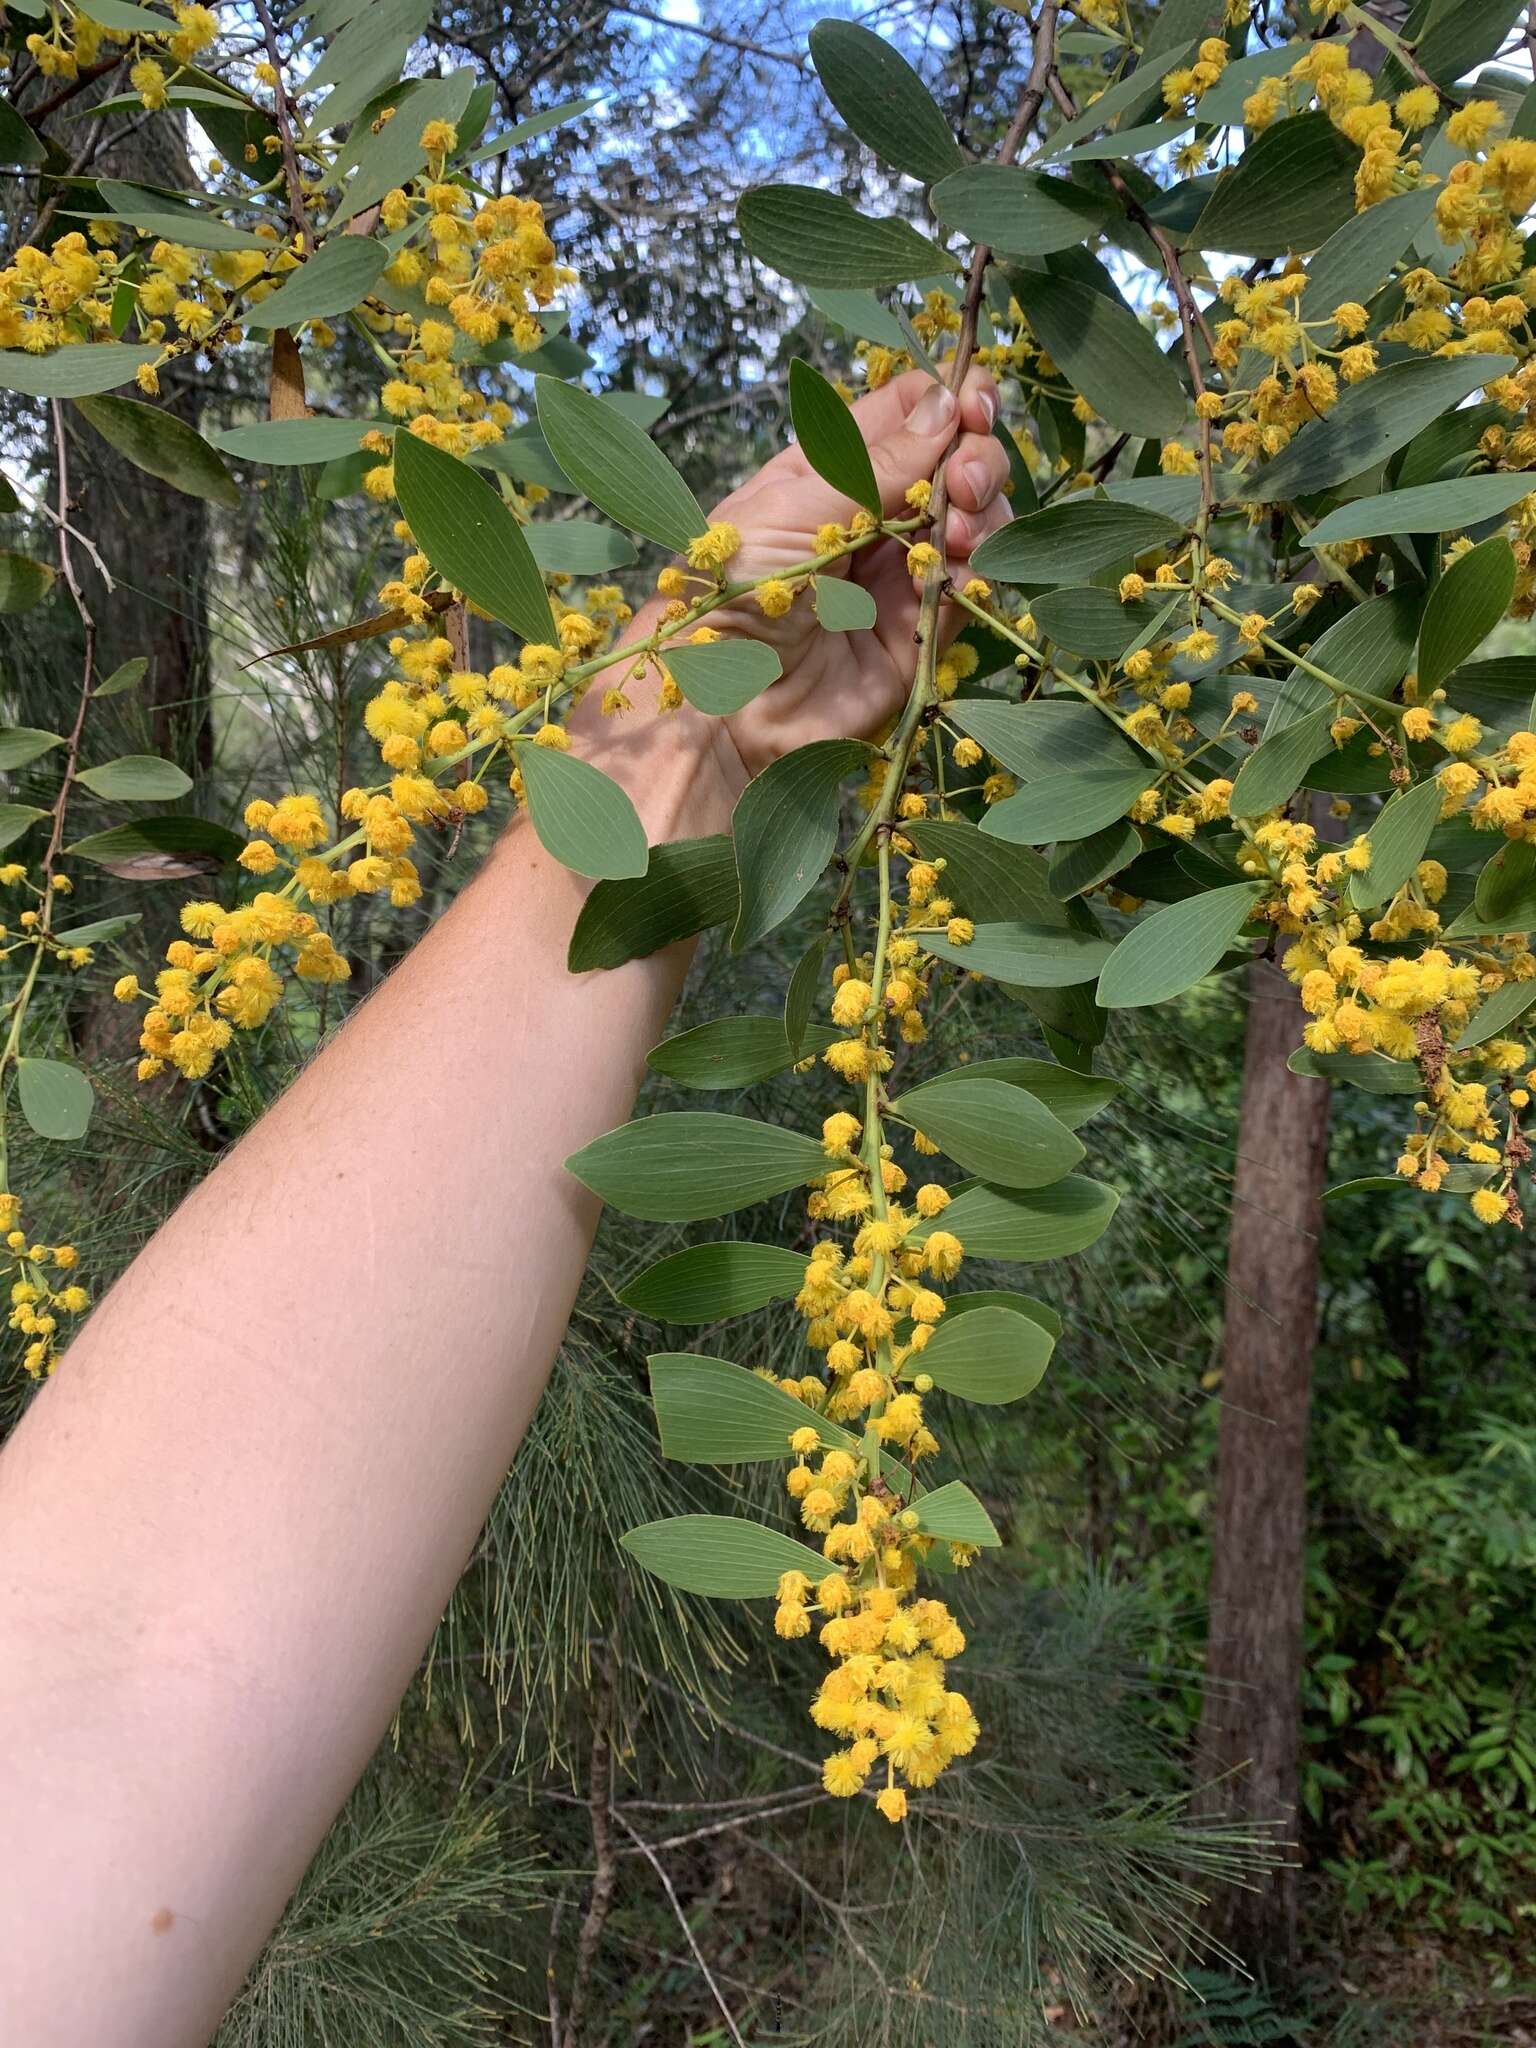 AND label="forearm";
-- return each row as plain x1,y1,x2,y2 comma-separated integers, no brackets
0,618,737,2047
